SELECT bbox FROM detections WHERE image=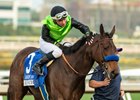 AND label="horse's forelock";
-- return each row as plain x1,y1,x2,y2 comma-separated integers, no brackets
99,32,112,39
105,32,111,37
